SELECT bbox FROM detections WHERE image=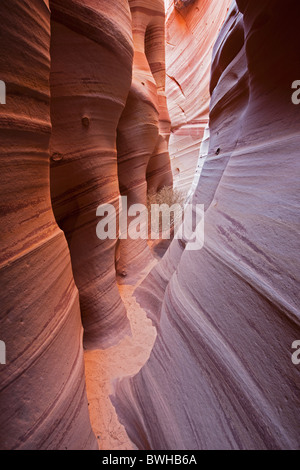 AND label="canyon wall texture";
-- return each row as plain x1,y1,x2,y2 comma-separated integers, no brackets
0,0,174,450
0,0,97,449
49,0,134,349
165,0,231,191
116,0,173,281
113,0,300,449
